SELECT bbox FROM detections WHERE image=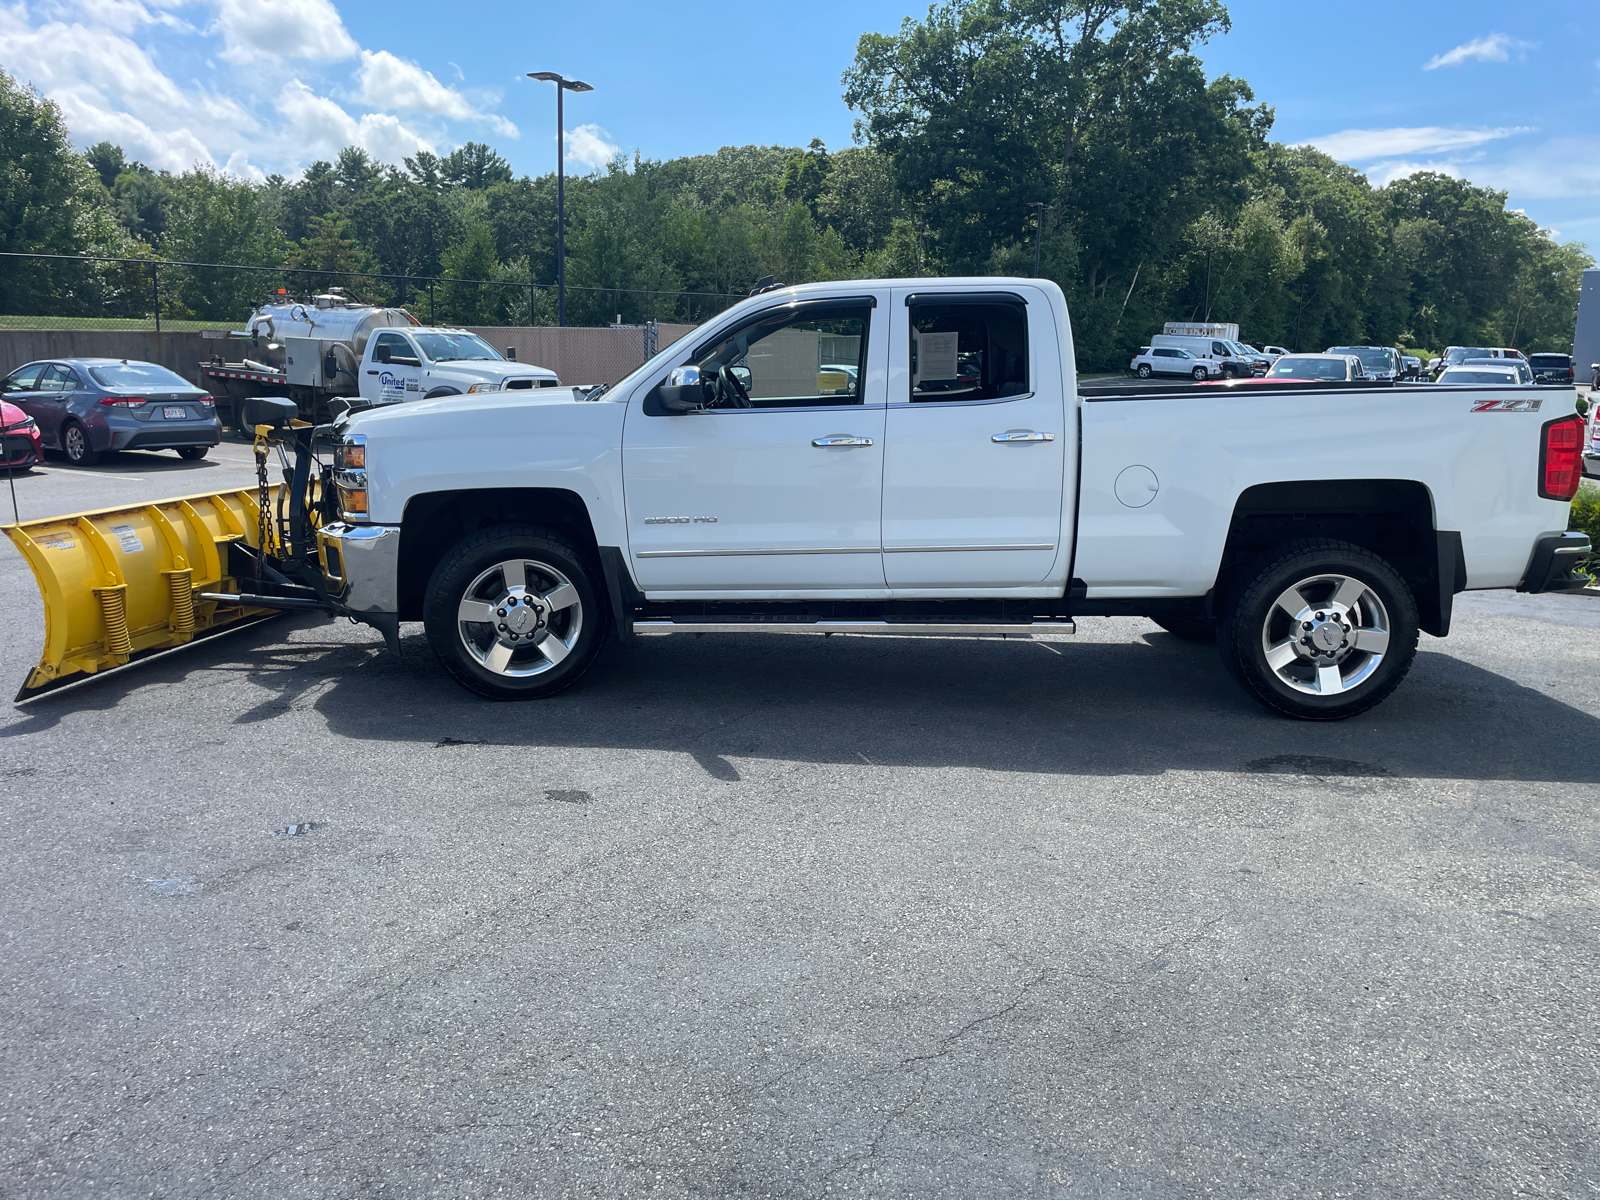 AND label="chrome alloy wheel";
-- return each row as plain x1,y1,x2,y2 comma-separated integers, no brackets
454,558,583,678
1260,572,1390,697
